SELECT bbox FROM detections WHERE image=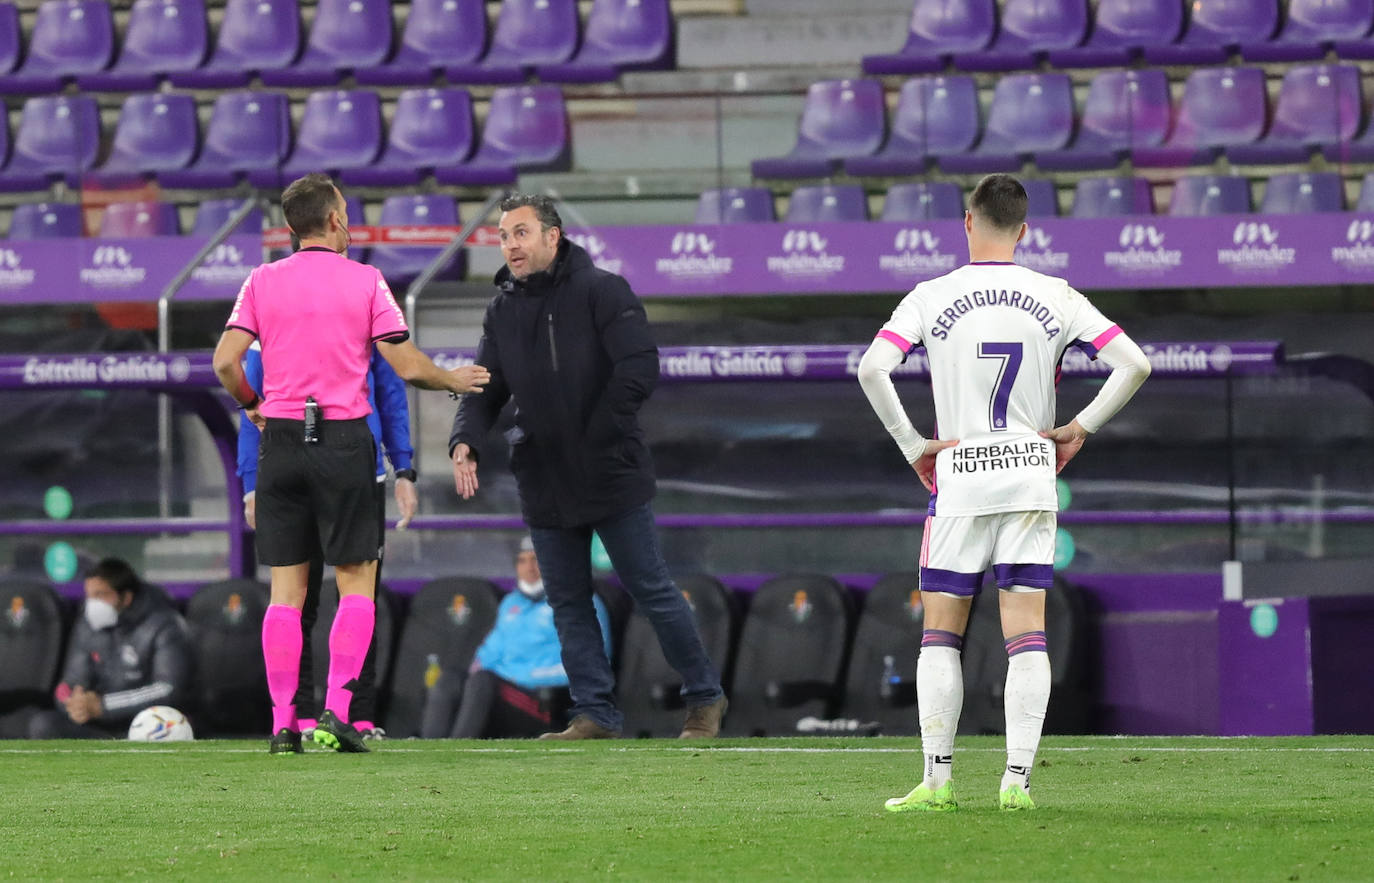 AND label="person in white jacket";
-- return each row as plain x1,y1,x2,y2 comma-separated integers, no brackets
858,174,1151,813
